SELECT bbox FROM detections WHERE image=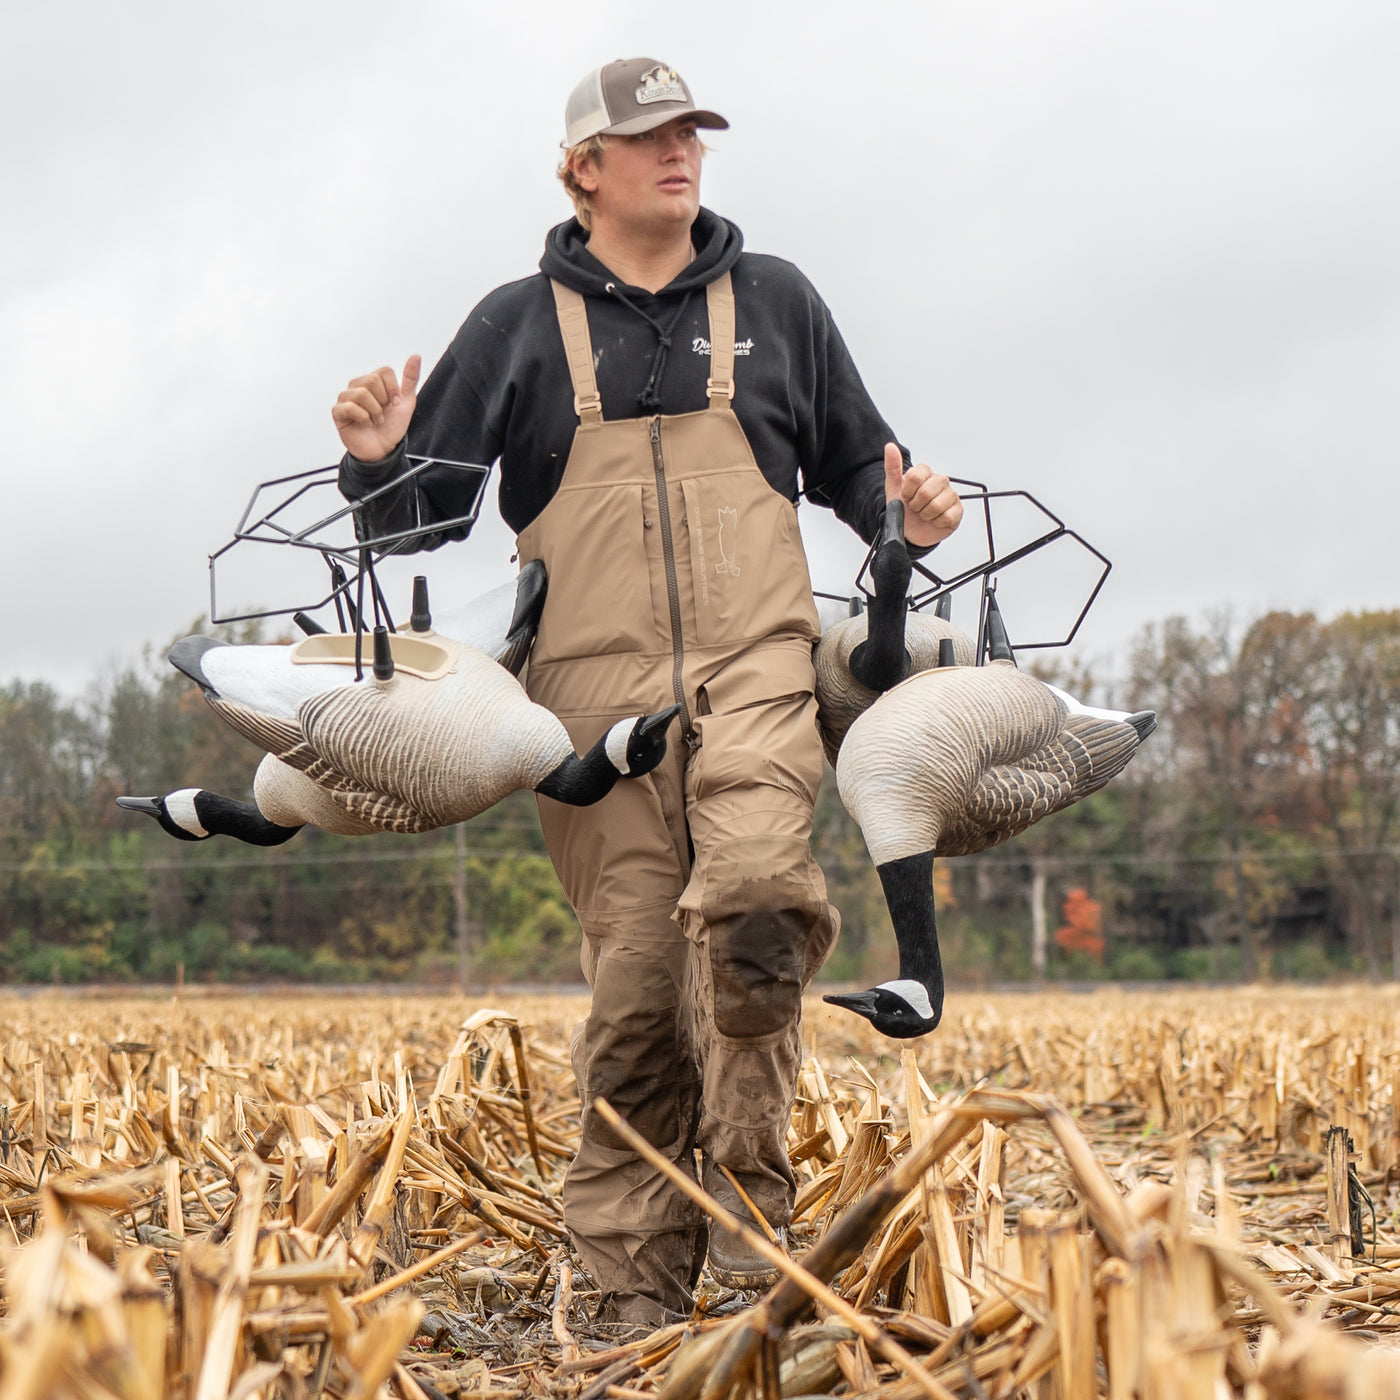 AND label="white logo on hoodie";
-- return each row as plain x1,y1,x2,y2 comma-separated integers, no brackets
691,336,754,357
